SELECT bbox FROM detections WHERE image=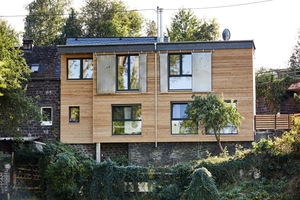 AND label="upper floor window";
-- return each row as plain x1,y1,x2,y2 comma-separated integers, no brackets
160,52,212,93
117,55,139,91
171,103,197,135
69,106,80,123
169,54,192,90
67,58,93,80
41,107,53,126
112,105,141,135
